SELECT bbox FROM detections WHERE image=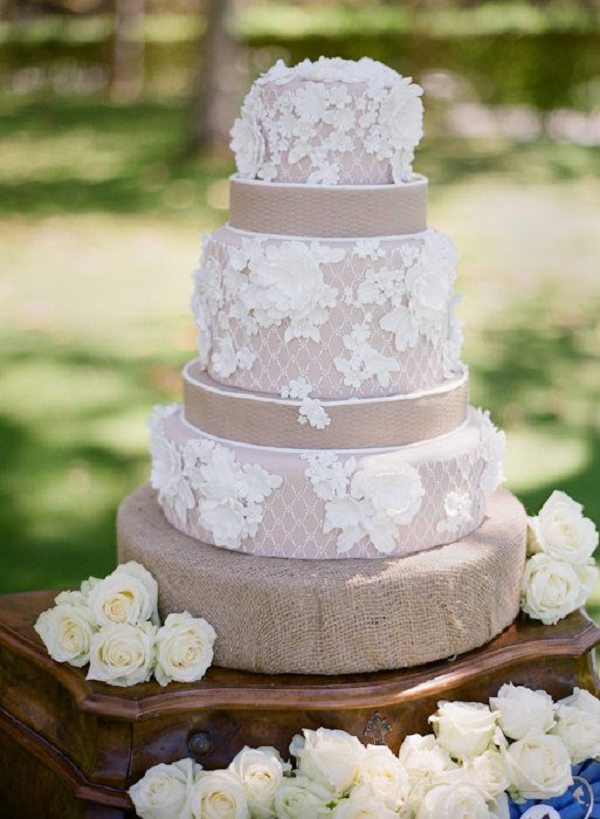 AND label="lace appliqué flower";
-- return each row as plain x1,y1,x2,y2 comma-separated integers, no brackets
474,408,506,498
436,491,474,535
281,378,331,431
149,407,283,549
302,453,424,555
